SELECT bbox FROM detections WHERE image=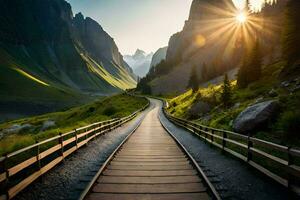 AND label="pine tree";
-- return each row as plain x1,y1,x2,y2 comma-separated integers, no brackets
247,40,262,83
237,58,248,89
221,74,232,108
282,0,300,65
188,65,199,92
237,40,262,88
